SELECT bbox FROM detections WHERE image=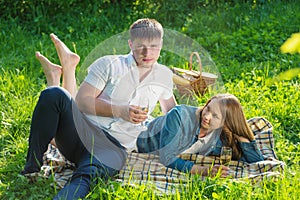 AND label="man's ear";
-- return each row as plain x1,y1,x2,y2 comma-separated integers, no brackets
128,39,133,50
